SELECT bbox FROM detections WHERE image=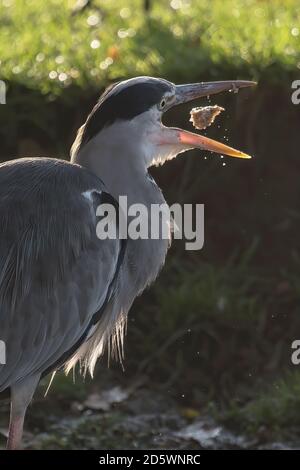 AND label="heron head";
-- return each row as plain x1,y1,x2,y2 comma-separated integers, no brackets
72,76,256,169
